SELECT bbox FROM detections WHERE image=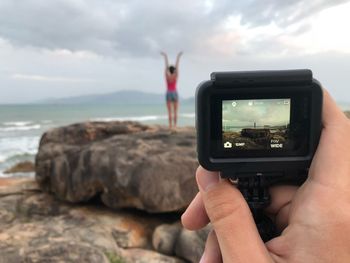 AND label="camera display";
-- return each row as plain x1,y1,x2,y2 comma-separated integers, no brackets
222,98,291,150
196,69,322,175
